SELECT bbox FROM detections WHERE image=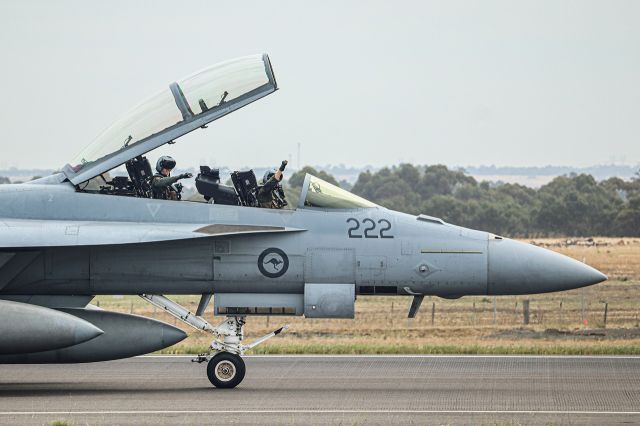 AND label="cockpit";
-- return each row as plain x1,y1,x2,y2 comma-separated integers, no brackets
196,169,378,210
62,53,379,211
